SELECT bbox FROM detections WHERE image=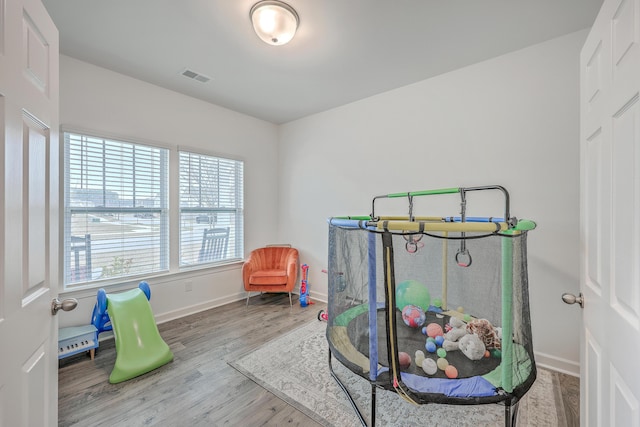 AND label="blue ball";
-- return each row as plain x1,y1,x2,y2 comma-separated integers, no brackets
425,341,437,353
435,335,445,346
